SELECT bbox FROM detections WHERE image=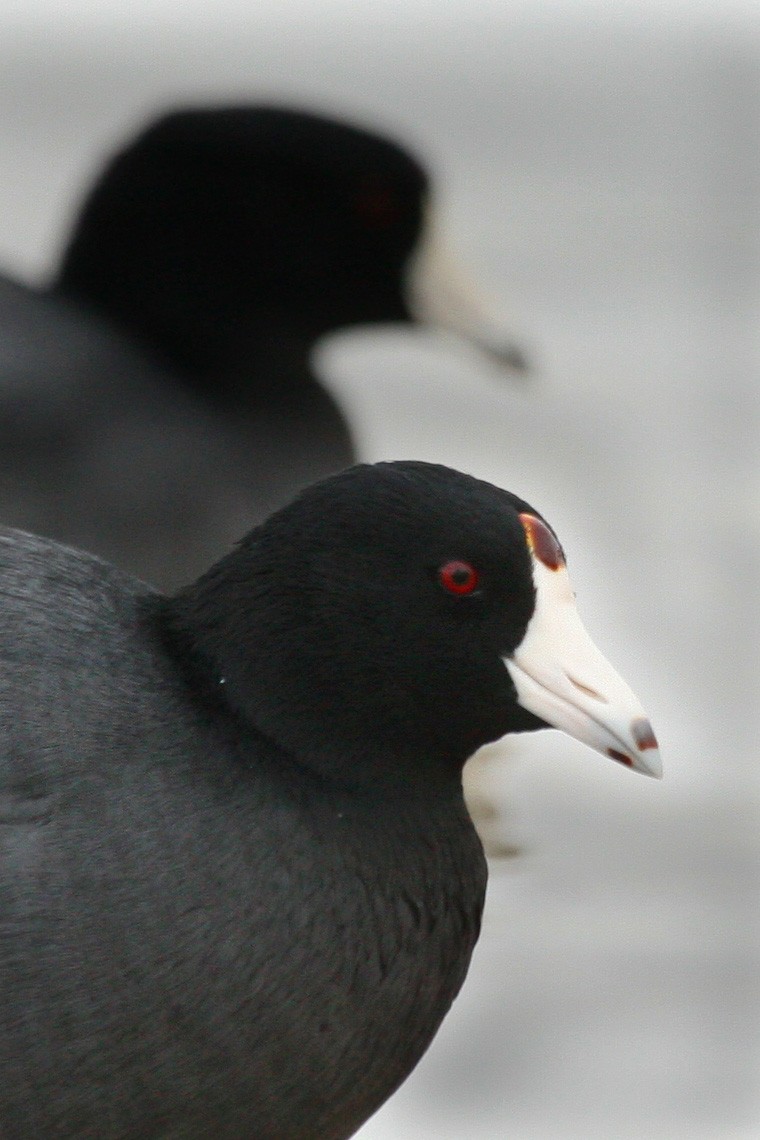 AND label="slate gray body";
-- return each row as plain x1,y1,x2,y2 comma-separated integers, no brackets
0,273,348,589
0,526,484,1138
